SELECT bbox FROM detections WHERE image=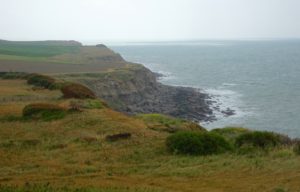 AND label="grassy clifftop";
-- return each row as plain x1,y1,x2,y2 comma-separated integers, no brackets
0,75,300,192
0,41,300,191
0,40,82,57
0,40,126,73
